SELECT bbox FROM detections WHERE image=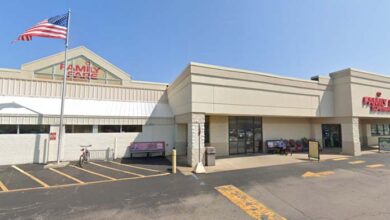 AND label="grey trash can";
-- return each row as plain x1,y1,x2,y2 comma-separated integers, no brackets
206,147,216,166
